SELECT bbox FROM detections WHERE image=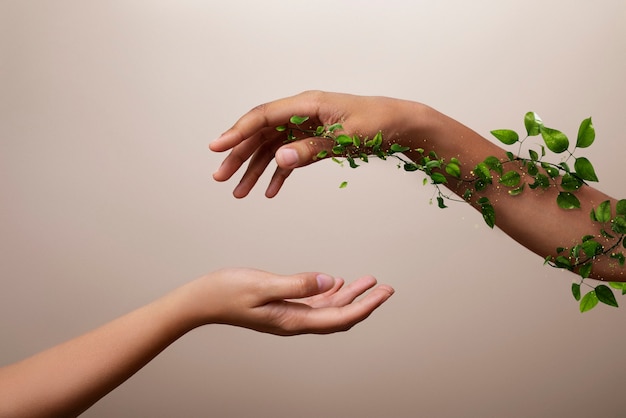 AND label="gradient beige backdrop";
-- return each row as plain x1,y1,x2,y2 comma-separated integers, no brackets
1,1,625,417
